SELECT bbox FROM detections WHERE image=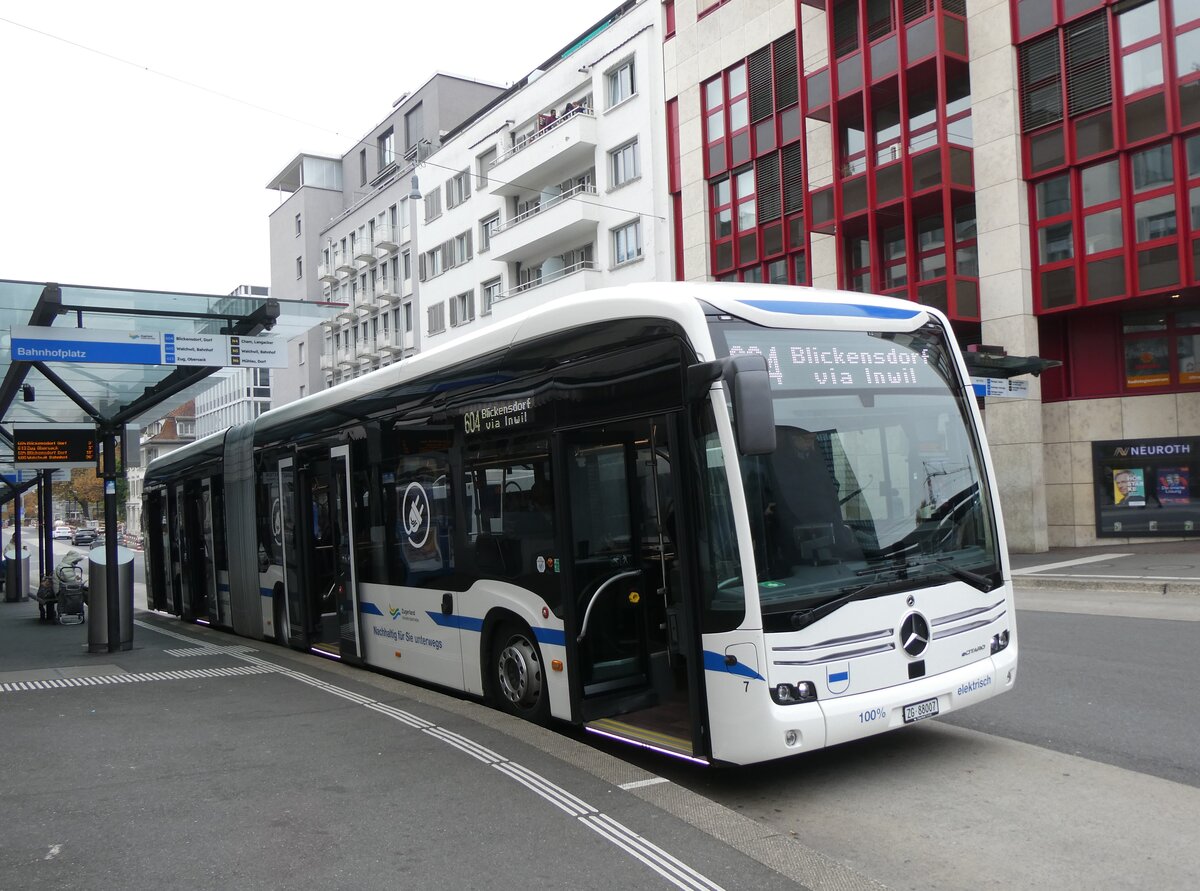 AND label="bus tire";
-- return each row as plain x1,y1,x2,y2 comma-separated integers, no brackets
491,621,550,725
